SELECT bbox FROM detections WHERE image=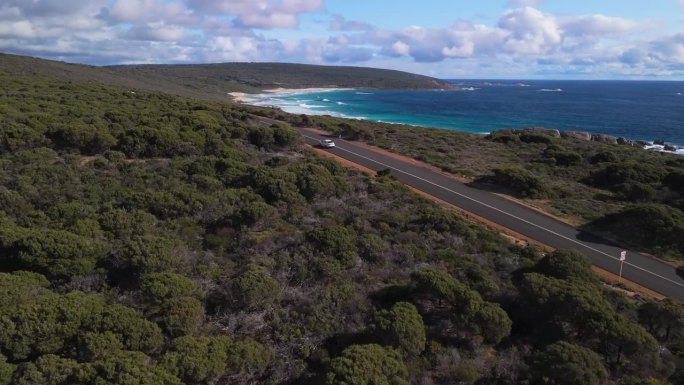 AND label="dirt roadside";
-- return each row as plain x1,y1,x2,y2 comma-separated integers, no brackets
306,142,665,300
